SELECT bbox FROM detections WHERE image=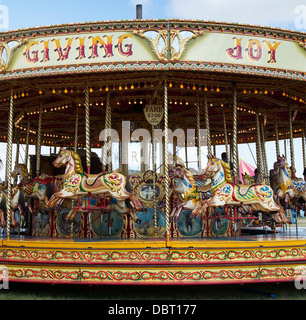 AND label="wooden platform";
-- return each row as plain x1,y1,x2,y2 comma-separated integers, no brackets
1,226,306,285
